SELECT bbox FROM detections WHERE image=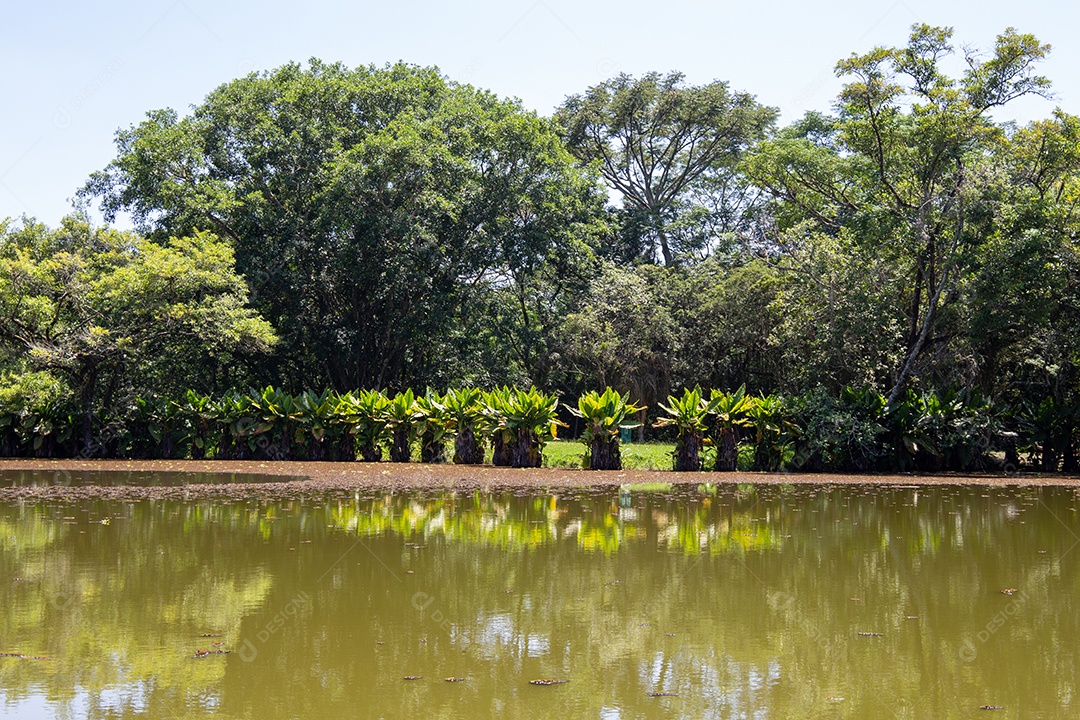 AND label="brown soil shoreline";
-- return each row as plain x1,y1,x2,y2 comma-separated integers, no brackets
1,458,1078,502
